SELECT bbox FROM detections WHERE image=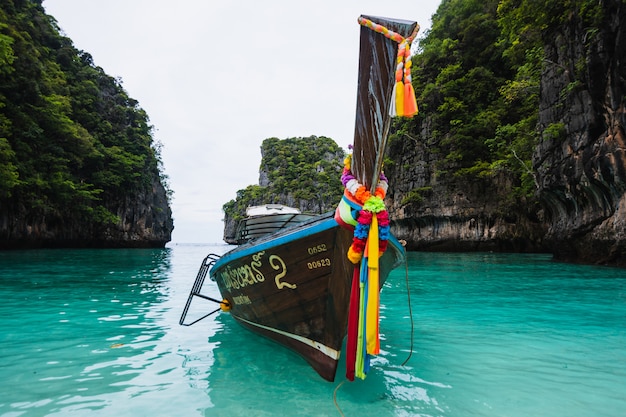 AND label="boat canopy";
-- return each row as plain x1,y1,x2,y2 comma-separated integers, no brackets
245,204,301,217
